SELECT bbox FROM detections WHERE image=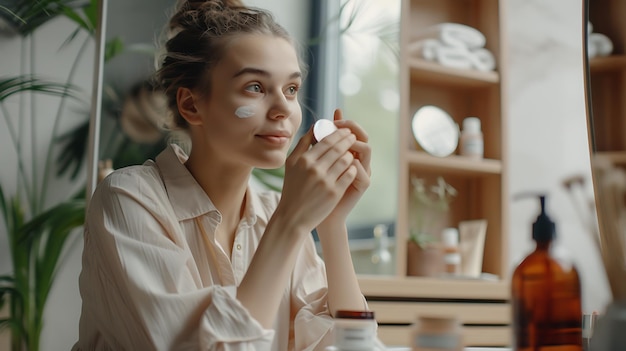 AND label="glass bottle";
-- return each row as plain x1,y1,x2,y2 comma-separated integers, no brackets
370,224,393,275
441,227,461,275
511,195,582,351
